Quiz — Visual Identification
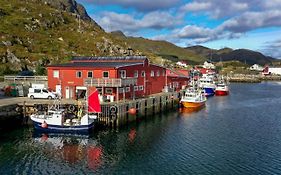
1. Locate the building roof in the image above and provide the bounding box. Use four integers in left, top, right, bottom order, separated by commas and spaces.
48, 62, 143, 68
72, 56, 147, 62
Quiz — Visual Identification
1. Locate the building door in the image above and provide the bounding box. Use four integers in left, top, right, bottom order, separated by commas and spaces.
146, 82, 152, 95
55, 85, 61, 97
65, 87, 70, 99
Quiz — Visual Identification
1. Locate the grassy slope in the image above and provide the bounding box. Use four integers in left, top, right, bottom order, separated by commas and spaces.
122, 37, 206, 64
0, 0, 133, 73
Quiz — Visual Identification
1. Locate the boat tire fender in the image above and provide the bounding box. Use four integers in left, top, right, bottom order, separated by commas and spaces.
110, 106, 117, 114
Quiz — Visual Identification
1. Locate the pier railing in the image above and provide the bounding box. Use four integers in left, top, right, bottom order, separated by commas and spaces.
84, 77, 137, 87
4, 76, 48, 83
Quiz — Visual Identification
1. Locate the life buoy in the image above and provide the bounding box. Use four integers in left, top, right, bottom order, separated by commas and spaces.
41, 121, 48, 128
68, 105, 75, 112
110, 106, 117, 114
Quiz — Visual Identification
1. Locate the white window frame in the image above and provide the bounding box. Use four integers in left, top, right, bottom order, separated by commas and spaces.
163, 70, 166, 76
53, 70, 59, 78
139, 85, 144, 91
134, 70, 138, 78
157, 70, 160, 77
76, 71, 82, 78
119, 70, 126, 78
87, 71, 93, 78
103, 71, 109, 78
151, 70, 155, 77
125, 87, 130, 92
134, 86, 139, 91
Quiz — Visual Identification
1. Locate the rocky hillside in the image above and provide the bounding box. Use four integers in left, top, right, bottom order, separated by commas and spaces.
185, 45, 275, 66
0, 0, 140, 75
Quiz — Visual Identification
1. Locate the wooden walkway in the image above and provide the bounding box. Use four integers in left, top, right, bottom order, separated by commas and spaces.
0, 91, 183, 128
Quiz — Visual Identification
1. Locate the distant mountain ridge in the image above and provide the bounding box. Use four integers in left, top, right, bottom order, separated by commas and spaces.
185, 45, 275, 66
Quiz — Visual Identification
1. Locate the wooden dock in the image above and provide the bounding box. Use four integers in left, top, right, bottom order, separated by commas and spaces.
0, 91, 183, 128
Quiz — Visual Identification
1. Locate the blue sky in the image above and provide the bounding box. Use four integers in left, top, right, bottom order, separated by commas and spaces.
77, 0, 281, 58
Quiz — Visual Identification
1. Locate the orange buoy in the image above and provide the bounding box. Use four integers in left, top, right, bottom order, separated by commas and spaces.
41, 121, 48, 128
128, 108, 136, 115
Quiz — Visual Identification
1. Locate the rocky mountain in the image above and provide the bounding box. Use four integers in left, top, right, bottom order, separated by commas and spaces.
0, 0, 140, 75
185, 45, 274, 66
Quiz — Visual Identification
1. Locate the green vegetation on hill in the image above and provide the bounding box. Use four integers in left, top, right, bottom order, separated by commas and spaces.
0, 0, 139, 75
111, 32, 206, 65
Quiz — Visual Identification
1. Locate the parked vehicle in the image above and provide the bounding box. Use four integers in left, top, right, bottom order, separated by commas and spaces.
28, 88, 56, 99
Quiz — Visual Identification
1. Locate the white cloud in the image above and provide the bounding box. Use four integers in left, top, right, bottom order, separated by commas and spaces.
181, 0, 249, 18
175, 25, 213, 39
261, 39, 281, 59
181, 2, 211, 11
93, 11, 181, 33
219, 10, 281, 33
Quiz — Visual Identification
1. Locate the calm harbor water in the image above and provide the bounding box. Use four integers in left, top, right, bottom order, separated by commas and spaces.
1, 82, 281, 174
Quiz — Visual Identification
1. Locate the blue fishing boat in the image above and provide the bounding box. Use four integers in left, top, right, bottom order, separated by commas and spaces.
199, 75, 216, 97
30, 88, 101, 134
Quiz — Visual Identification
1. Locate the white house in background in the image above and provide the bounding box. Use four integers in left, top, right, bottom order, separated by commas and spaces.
176, 61, 188, 68
249, 64, 263, 71
202, 61, 215, 69
262, 66, 281, 75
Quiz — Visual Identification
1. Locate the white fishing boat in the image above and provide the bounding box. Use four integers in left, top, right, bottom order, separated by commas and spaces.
215, 76, 230, 96
30, 87, 101, 134
199, 74, 216, 97
181, 80, 207, 109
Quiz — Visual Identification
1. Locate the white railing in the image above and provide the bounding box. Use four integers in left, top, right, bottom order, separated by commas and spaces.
84, 78, 137, 87
4, 76, 48, 82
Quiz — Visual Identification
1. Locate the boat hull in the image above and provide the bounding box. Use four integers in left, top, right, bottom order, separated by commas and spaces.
204, 87, 215, 97
181, 101, 205, 109
215, 90, 229, 96
32, 121, 94, 134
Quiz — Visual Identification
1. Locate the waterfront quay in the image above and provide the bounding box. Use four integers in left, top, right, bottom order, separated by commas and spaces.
0, 91, 182, 128
228, 74, 281, 83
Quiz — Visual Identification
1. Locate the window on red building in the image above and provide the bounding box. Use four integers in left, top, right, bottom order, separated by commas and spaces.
134, 86, 138, 91
119, 88, 124, 93
53, 70, 59, 78
157, 70, 160, 77
87, 71, 93, 78
151, 70, 155, 77
76, 71, 82, 78
134, 70, 138, 78
141, 71, 145, 77
139, 85, 144, 91
126, 87, 130, 92
119, 70, 126, 78
103, 71, 109, 78
163, 70, 165, 76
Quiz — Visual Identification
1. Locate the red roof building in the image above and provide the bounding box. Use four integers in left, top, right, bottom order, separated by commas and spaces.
47, 56, 188, 101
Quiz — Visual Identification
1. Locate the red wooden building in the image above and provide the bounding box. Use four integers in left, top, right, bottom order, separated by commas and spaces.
47, 56, 189, 101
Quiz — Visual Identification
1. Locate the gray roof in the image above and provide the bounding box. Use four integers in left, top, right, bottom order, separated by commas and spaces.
72, 56, 147, 62
48, 62, 143, 68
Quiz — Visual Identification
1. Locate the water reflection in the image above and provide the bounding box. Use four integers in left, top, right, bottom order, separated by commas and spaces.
33, 133, 103, 171
179, 106, 205, 114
